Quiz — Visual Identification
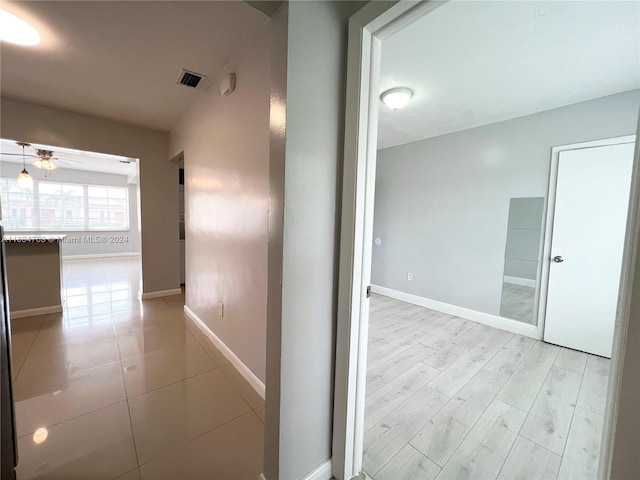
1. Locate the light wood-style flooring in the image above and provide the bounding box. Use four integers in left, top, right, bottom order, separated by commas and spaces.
500, 282, 536, 324
364, 294, 609, 480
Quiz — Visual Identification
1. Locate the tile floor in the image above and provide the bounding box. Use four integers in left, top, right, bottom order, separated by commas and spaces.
10, 257, 264, 480
364, 294, 609, 480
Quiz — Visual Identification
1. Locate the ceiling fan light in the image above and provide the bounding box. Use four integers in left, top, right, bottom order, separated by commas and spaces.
33, 158, 57, 170
17, 169, 33, 189
33, 149, 57, 170
0, 9, 40, 46
42, 159, 56, 170
381, 87, 413, 110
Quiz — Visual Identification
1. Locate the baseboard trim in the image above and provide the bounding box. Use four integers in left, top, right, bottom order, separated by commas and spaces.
302, 460, 333, 480
141, 288, 182, 300
63, 252, 140, 260
503, 276, 536, 288
11, 305, 63, 319
371, 285, 539, 339
183, 305, 265, 399
258, 460, 332, 480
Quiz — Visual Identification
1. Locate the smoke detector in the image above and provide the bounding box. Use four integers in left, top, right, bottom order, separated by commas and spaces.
220, 73, 236, 97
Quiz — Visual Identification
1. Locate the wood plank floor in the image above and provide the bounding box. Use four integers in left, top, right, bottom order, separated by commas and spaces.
364, 294, 609, 480
500, 283, 536, 324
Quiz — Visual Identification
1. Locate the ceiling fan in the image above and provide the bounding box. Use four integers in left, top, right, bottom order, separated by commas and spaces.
1, 142, 84, 171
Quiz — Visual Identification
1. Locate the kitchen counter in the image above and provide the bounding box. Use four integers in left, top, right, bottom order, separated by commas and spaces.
3, 234, 65, 318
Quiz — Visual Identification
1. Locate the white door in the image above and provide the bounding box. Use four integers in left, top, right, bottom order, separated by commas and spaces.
544, 141, 635, 357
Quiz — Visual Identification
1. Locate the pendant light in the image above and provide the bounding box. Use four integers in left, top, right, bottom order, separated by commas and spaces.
16, 142, 33, 189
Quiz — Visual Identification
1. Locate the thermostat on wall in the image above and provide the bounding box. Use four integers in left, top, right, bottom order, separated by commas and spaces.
220, 73, 236, 97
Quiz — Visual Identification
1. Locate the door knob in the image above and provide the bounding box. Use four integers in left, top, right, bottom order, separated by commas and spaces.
552, 255, 564, 263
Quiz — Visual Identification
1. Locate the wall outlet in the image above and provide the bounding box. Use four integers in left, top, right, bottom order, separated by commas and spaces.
218, 302, 224, 318
407, 272, 414, 281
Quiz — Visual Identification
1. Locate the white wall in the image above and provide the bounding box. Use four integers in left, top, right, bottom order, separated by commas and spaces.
0, 97, 178, 294
168, 21, 270, 383
371, 90, 640, 315
0, 161, 140, 257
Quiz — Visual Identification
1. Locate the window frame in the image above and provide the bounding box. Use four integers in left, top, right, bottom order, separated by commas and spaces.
1, 177, 130, 232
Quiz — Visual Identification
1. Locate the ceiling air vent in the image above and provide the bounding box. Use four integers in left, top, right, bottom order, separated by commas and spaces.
177, 69, 206, 89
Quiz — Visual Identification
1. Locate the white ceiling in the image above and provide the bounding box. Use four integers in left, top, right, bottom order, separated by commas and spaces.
0, 138, 138, 180
378, 0, 640, 150
0, 1, 267, 132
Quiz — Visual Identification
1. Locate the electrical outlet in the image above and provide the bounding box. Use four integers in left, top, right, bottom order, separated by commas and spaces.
407, 272, 414, 281
219, 302, 224, 317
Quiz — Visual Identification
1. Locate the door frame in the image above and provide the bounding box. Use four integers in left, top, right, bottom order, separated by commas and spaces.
537, 135, 637, 341
332, 0, 640, 477
332, 2, 449, 478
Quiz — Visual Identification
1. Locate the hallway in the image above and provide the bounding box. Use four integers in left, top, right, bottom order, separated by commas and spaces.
9, 257, 264, 480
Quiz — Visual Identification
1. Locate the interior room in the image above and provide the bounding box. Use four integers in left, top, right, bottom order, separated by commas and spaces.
0, 139, 142, 316
363, 2, 639, 479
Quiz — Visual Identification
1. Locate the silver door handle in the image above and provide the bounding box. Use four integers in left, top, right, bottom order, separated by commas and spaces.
552, 256, 564, 263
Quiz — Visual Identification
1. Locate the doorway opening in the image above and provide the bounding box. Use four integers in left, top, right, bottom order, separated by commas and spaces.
0, 137, 143, 338
333, 2, 640, 479
170, 151, 185, 289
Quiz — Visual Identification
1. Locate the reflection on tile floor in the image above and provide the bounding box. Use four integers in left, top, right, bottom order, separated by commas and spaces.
10, 257, 264, 480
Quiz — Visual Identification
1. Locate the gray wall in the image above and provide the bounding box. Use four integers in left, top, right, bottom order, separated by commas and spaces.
0, 97, 178, 294
372, 90, 640, 316
169, 21, 270, 383
608, 108, 640, 480
264, 1, 353, 479
264, 4, 286, 479
0, 161, 140, 256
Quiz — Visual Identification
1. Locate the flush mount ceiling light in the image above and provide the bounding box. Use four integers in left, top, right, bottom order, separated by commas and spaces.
380, 87, 413, 110
0, 9, 40, 46
32, 427, 48, 445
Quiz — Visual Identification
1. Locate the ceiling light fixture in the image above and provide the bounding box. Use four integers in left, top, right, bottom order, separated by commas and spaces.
16, 142, 33, 189
0, 9, 40, 46
32, 427, 48, 445
33, 150, 57, 171
380, 87, 413, 110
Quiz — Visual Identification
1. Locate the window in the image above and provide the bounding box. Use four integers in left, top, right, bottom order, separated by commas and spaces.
87, 185, 128, 229
0, 178, 129, 231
